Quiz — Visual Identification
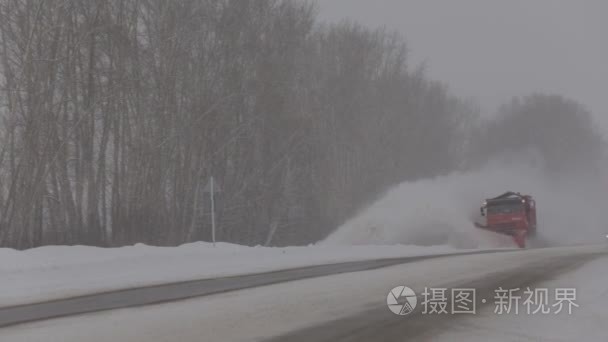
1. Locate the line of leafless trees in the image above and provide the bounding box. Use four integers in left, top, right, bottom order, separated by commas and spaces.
0, 0, 603, 249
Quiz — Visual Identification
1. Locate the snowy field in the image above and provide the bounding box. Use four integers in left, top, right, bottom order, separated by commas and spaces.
0, 241, 468, 307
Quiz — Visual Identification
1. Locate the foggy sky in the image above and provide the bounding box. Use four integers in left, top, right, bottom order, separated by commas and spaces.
319, 0, 608, 131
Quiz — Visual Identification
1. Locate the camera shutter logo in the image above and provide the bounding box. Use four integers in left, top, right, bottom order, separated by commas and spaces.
387, 286, 417, 315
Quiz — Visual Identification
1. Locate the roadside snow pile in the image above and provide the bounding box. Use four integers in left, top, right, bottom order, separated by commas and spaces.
0, 242, 457, 307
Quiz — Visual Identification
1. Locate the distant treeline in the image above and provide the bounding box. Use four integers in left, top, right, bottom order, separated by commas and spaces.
0, 0, 603, 249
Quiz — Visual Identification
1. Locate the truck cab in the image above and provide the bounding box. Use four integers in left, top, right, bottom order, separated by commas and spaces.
479, 192, 537, 247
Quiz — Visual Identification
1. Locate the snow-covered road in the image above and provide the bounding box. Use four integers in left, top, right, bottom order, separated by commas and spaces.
433, 252, 608, 341
1, 244, 605, 341
0, 242, 460, 307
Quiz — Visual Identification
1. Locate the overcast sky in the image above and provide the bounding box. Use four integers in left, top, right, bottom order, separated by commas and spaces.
319, 0, 608, 130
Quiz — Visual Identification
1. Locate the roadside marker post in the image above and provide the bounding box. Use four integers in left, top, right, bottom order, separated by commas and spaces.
203, 176, 222, 247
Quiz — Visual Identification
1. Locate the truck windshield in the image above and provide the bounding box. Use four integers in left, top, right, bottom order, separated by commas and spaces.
486, 202, 523, 214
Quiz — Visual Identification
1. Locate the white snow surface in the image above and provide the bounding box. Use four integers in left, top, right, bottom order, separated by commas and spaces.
0, 241, 464, 307
435, 252, 608, 341
0, 245, 603, 342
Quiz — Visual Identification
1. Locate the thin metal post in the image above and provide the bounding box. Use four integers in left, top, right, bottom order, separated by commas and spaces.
210, 176, 216, 247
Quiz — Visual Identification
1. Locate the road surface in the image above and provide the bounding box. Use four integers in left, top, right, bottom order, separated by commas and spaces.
0, 244, 605, 341
0, 249, 511, 328
268, 248, 604, 341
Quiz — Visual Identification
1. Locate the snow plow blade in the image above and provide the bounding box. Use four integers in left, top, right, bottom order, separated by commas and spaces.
473, 222, 527, 248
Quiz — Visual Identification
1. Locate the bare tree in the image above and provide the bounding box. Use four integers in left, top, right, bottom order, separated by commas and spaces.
2, 0, 558, 249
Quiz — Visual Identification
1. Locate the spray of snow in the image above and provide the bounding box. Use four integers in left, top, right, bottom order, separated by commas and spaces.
323, 154, 608, 248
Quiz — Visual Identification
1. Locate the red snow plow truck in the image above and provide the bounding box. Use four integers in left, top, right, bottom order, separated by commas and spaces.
475, 192, 537, 248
